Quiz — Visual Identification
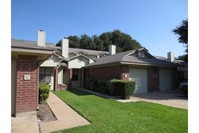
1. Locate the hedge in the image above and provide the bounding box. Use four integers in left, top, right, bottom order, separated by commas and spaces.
85, 79, 135, 99
39, 83, 50, 103
111, 79, 135, 99
98, 80, 113, 94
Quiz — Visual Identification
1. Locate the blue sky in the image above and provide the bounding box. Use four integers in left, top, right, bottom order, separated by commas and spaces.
12, 0, 187, 57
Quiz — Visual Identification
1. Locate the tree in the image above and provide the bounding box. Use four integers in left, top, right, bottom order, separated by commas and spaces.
99, 32, 112, 51
99, 29, 141, 52
55, 40, 62, 46
56, 29, 142, 53
173, 19, 188, 62
67, 36, 80, 48
56, 36, 80, 48
173, 20, 188, 53
92, 35, 103, 50
80, 34, 96, 49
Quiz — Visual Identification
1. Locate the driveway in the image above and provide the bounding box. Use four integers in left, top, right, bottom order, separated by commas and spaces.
131, 92, 188, 109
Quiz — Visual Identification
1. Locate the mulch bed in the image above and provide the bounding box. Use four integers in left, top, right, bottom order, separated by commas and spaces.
37, 103, 57, 122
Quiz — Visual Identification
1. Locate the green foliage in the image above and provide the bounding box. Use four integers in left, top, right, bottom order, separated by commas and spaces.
54, 89, 188, 133
85, 79, 134, 99
87, 79, 98, 91
56, 29, 142, 52
111, 79, 135, 99
92, 35, 104, 50
99, 31, 113, 51
173, 20, 188, 45
56, 36, 80, 48
181, 86, 188, 98
67, 36, 80, 48
80, 34, 96, 49
86, 79, 111, 94
173, 19, 188, 53
98, 80, 113, 94
178, 54, 188, 62
39, 83, 50, 103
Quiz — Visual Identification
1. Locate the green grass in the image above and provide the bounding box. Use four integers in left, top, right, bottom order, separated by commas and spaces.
53, 89, 188, 133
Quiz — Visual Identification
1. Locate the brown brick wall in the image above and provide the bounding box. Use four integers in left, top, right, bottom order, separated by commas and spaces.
121, 65, 129, 80
85, 65, 129, 80
16, 55, 39, 113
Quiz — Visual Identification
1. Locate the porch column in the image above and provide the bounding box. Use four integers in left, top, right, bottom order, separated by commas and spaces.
54, 67, 58, 90
68, 68, 73, 88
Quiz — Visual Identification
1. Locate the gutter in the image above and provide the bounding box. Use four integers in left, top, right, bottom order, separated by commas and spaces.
11, 47, 53, 54
120, 61, 178, 68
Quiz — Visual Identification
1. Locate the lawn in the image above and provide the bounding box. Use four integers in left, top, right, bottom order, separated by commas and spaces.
53, 89, 188, 133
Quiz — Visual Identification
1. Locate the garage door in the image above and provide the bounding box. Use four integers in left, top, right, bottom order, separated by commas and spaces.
159, 69, 172, 91
129, 68, 148, 93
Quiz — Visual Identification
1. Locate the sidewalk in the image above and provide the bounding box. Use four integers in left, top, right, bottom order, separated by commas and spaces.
40, 92, 90, 133
11, 112, 39, 133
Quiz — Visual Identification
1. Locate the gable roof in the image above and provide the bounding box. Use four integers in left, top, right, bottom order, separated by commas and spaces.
85, 47, 177, 67
12, 39, 54, 51
69, 48, 109, 56
67, 53, 95, 61
12, 39, 108, 56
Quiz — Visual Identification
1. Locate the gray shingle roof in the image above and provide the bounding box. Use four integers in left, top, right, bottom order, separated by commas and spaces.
85, 48, 177, 67
12, 39, 108, 55
69, 48, 109, 56
12, 39, 55, 51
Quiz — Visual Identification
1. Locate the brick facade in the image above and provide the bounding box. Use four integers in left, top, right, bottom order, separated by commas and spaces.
120, 65, 129, 80
53, 67, 58, 90
85, 65, 129, 81
16, 55, 39, 113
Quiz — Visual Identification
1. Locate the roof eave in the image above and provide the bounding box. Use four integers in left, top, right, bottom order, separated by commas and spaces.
84, 61, 120, 68
11, 47, 53, 55
120, 61, 177, 67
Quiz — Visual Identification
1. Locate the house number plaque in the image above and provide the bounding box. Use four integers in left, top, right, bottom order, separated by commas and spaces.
24, 75, 30, 80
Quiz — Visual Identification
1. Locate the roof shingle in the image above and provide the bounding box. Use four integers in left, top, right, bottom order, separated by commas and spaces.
85, 48, 177, 67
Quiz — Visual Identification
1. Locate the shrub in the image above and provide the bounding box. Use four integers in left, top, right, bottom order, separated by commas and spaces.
98, 80, 112, 94
182, 85, 188, 98
39, 83, 50, 103
85, 79, 135, 99
111, 79, 135, 99
85, 79, 96, 91
86, 79, 113, 94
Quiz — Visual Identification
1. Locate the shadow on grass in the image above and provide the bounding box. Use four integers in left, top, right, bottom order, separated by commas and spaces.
60, 88, 188, 102
68, 88, 124, 101
66, 88, 93, 96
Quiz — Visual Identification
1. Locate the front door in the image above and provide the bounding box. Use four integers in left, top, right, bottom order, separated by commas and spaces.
72, 69, 81, 88
148, 67, 159, 92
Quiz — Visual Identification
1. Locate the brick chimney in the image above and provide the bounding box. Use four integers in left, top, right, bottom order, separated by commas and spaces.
37, 30, 46, 47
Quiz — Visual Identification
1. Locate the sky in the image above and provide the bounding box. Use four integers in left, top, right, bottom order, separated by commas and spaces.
12, 0, 187, 57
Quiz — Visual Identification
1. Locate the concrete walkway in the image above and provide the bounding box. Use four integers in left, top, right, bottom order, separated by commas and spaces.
131, 92, 188, 109
39, 92, 90, 133
11, 112, 39, 133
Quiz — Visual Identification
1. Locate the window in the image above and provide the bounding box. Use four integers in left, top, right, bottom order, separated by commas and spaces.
39, 67, 52, 83
138, 51, 145, 58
